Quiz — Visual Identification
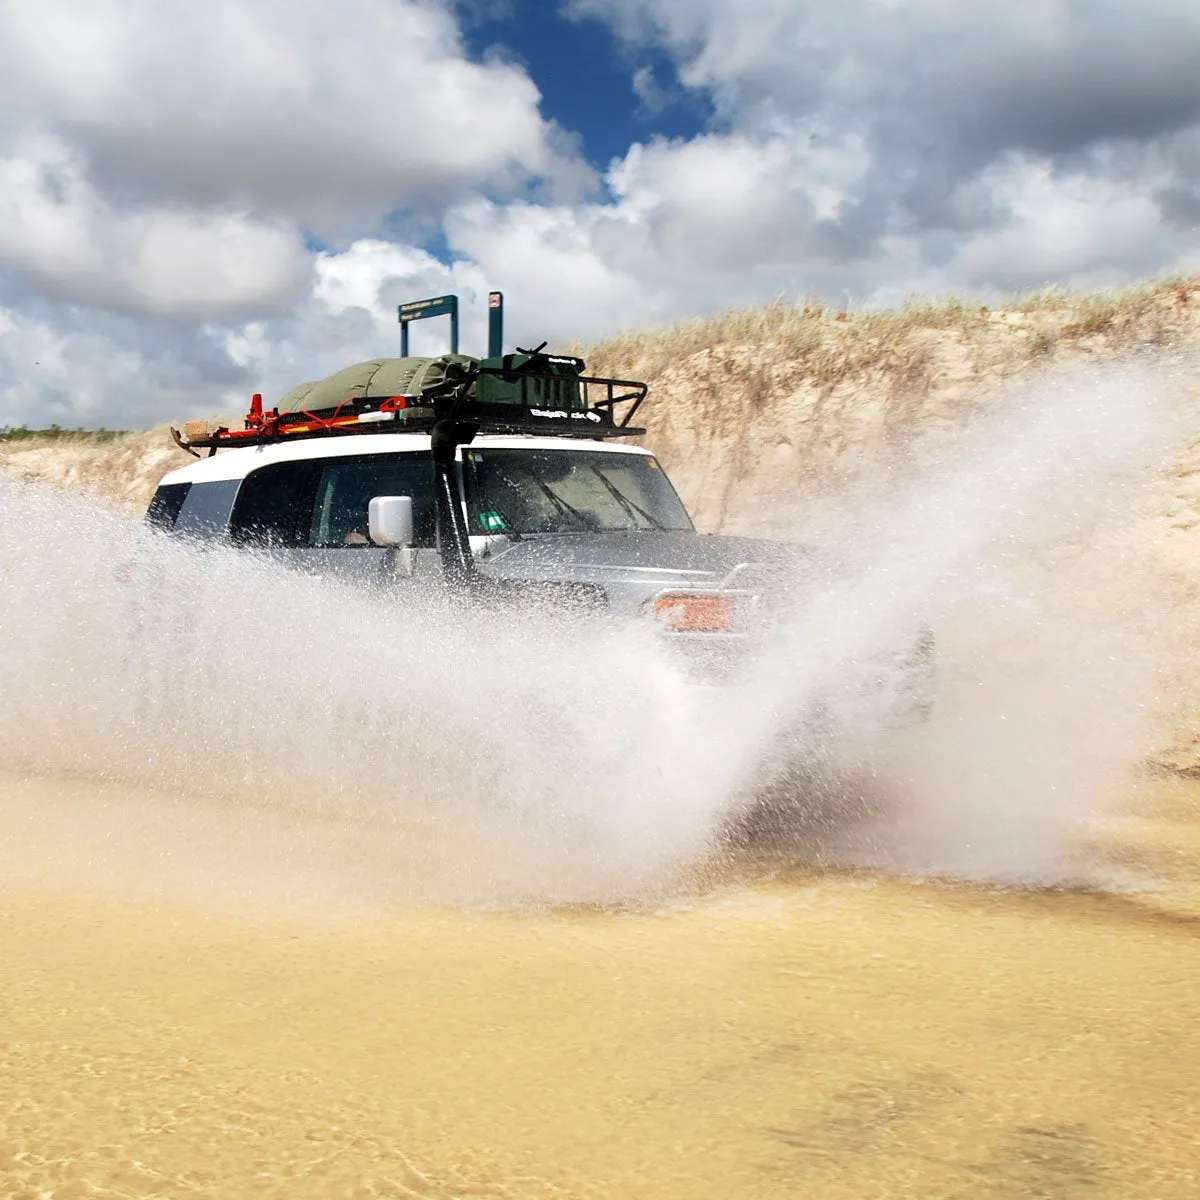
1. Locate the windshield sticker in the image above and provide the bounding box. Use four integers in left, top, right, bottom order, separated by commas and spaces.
480, 510, 508, 532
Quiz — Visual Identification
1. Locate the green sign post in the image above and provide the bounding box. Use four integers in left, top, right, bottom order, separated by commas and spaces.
398, 294, 459, 356
487, 291, 504, 357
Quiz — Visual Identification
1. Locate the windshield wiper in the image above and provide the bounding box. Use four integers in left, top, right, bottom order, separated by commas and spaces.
513, 466, 598, 531
588, 465, 665, 530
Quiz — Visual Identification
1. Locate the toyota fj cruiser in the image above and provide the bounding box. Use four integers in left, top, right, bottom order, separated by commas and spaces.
147, 309, 934, 719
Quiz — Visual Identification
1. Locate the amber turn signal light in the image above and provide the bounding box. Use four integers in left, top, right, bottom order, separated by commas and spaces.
652, 592, 736, 632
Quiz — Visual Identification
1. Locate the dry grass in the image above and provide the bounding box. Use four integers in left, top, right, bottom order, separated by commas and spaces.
0, 425, 197, 510
577, 276, 1200, 385
554, 275, 1200, 533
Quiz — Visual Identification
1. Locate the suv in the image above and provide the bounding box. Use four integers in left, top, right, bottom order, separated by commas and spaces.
147, 348, 934, 718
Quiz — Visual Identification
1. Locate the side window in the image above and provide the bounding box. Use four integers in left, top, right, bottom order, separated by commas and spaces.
172, 480, 240, 540
309, 455, 435, 547
145, 483, 191, 531
228, 454, 436, 549
229, 461, 321, 547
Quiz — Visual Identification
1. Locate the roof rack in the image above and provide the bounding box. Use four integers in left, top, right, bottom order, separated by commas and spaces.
172, 359, 649, 457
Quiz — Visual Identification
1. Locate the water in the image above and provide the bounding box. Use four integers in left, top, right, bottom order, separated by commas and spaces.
2, 363, 1200, 1197
0, 363, 1181, 901
2, 826, 1199, 1198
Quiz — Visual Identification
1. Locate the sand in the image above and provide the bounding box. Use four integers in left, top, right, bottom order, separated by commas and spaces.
2, 770, 1198, 1200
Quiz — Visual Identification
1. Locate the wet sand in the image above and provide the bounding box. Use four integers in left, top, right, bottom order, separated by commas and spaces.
2, 773, 1199, 1199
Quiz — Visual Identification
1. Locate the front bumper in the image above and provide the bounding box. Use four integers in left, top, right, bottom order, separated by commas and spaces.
658, 624, 937, 727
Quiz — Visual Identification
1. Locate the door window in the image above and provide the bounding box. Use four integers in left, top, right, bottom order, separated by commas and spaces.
229, 454, 435, 548
309, 456, 436, 547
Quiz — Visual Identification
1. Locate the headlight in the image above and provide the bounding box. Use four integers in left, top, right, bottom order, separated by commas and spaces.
648, 590, 740, 632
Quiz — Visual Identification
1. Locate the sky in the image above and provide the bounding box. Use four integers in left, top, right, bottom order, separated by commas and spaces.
1, 0, 1199, 428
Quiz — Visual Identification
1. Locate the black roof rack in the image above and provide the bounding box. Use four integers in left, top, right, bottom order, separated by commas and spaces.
173, 360, 649, 456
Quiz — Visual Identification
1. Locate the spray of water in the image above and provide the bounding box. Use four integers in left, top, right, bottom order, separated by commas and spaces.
0, 362, 1185, 903
719, 362, 1183, 884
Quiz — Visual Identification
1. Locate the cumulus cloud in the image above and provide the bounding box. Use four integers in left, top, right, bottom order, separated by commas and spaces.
0, 0, 587, 233
568, 0, 1200, 255
0, 303, 253, 429
0, 136, 312, 319
0, 238, 493, 428
3, 0, 1200, 429
569, 0, 1200, 149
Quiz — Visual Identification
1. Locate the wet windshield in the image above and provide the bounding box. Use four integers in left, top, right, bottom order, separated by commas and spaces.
464, 448, 693, 535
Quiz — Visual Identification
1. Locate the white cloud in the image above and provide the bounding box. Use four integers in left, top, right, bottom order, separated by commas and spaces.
946, 162, 1176, 294
445, 200, 660, 336
5, 0, 1200, 431
542, 0, 1200, 296
312, 241, 451, 317
570, 0, 1200, 147
0, 305, 240, 428
567, 0, 1200, 253
0, 136, 311, 318
0, 0, 587, 233
0, 0, 597, 426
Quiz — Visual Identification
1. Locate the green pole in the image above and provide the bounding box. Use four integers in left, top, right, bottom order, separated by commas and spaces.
487, 292, 504, 357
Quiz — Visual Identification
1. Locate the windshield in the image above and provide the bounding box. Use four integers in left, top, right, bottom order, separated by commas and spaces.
464, 448, 693, 535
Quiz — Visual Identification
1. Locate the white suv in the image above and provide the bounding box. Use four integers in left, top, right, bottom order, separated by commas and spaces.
147, 351, 934, 709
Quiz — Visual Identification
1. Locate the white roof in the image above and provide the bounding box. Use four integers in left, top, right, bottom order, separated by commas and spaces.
161, 432, 654, 486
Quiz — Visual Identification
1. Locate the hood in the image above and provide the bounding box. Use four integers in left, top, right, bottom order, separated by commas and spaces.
478, 531, 837, 592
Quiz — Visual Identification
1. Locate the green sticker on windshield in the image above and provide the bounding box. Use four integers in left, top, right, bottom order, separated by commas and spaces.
480, 510, 508, 532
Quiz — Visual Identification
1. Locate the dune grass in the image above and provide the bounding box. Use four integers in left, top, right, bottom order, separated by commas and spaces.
576, 275, 1200, 385
0, 425, 127, 443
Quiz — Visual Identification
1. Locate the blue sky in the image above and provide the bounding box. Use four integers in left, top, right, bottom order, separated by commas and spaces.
1, 0, 1199, 426
456, 0, 709, 173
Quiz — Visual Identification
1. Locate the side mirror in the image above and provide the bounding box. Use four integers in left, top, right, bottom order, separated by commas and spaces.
368, 496, 414, 547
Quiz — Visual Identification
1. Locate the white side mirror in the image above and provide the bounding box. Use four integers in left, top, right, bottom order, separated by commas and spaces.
368, 496, 414, 547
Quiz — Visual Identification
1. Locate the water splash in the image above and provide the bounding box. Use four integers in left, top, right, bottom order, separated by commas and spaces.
0, 362, 1184, 902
